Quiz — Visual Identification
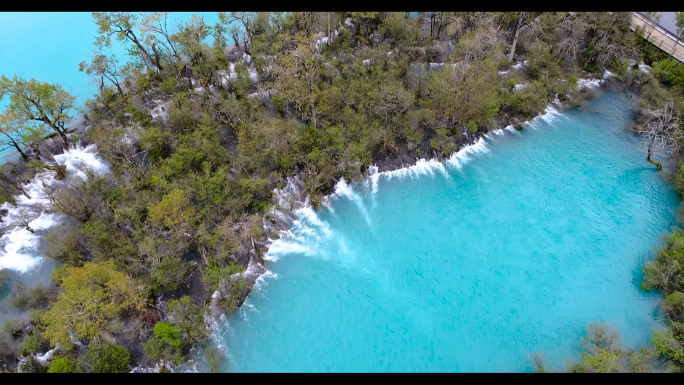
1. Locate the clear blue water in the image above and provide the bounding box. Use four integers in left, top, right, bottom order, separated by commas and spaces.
220, 92, 681, 372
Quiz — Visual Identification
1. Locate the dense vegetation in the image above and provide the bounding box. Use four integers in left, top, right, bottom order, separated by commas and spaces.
0, 11, 683, 372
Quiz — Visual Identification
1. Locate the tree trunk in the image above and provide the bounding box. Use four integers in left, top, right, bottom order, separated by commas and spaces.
126, 30, 163, 72
647, 141, 663, 170
12, 141, 28, 160
509, 23, 521, 63
3, 133, 28, 160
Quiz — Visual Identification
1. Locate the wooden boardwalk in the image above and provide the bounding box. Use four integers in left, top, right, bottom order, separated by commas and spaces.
631, 12, 684, 63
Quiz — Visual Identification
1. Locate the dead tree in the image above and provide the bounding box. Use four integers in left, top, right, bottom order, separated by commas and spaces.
636, 100, 683, 171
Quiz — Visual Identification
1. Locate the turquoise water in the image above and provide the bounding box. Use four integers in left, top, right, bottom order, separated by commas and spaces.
220, 92, 681, 372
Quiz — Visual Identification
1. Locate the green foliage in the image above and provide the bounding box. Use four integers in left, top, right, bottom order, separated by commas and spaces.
42, 261, 145, 347
0, 10, 659, 372
569, 348, 622, 373
0, 75, 75, 147
16, 334, 41, 356
652, 58, 684, 88
202, 262, 243, 292
676, 12, 684, 38
166, 296, 207, 345
652, 328, 684, 363
80, 343, 131, 373
203, 343, 226, 373
676, 162, 684, 196
47, 357, 81, 373
144, 322, 184, 365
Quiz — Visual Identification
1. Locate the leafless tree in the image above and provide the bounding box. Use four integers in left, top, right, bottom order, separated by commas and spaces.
636, 100, 683, 170
11, 207, 37, 233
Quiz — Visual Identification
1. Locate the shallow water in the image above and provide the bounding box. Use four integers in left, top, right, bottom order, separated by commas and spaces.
219, 92, 681, 372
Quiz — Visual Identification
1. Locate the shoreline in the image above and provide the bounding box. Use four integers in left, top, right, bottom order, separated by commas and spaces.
247, 75, 610, 302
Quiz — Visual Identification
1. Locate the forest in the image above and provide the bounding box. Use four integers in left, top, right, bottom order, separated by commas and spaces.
0, 12, 684, 372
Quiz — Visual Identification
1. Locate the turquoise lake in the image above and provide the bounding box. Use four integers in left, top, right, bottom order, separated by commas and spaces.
219, 92, 681, 372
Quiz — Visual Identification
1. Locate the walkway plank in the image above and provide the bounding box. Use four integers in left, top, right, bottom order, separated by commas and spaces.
631, 12, 684, 64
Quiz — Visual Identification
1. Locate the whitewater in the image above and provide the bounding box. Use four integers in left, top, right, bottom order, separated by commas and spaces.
219, 92, 680, 372
0, 144, 109, 272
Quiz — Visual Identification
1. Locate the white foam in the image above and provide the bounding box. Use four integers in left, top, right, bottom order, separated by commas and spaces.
446, 137, 489, 169
53, 144, 109, 181
264, 202, 337, 262
493, 129, 505, 136
367, 165, 380, 194
504, 125, 519, 134
330, 179, 372, 227
0, 144, 108, 272
638, 61, 651, 74
253, 270, 278, 292
512, 83, 528, 92
429, 62, 445, 71
315, 36, 329, 52
219, 65, 237, 86
378, 158, 448, 182
151, 100, 170, 123
512, 60, 527, 70
576, 78, 602, 90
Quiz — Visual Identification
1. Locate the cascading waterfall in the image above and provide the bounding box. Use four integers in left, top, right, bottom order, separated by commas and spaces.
0, 144, 109, 272
219, 93, 677, 372
263, 104, 566, 269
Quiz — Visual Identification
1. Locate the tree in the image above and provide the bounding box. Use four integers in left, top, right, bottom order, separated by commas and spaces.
368, 80, 414, 155
42, 261, 145, 347
79, 53, 124, 95
505, 12, 541, 63
676, 12, 684, 38
143, 322, 184, 365
272, 32, 321, 127
568, 322, 624, 373
636, 100, 683, 170
47, 357, 81, 373
147, 188, 196, 233
166, 296, 207, 345
427, 28, 501, 133
219, 12, 257, 52
554, 12, 589, 64
583, 12, 637, 70
139, 12, 183, 67
79, 343, 131, 373
9, 207, 37, 234
0, 106, 32, 159
0, 75, 75, 149
92, 12, 164, 72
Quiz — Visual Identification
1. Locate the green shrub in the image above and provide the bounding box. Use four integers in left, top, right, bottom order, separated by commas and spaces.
143, 322, 184, 365
16, 334, 41, 356
79, 343, 131, 373
47, 357, 81, 373
203, 343, 226, 373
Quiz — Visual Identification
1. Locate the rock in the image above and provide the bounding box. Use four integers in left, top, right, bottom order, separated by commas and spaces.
224, 45, 241, 62
371, 30, 381, 45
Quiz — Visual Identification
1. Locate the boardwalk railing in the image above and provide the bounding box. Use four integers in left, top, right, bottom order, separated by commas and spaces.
631, 12, 684, 63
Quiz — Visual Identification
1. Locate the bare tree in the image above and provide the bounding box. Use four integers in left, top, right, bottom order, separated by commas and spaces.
11, 207, 37, 234
555, 14, 588, 64
507, 12, 541, 63
636, 100, 683, 171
